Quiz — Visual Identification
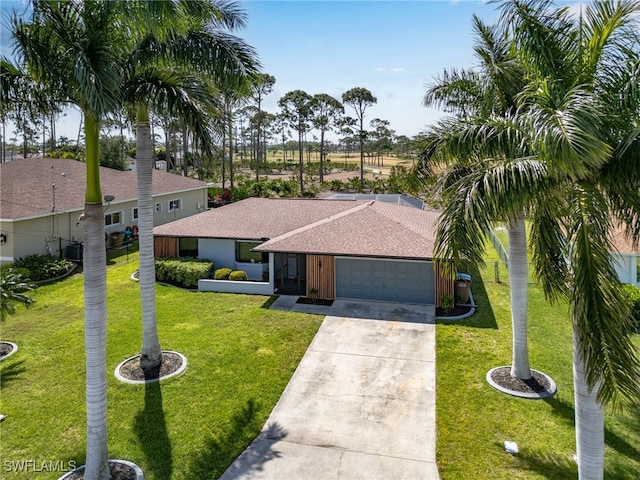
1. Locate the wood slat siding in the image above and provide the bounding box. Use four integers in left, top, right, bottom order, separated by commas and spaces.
435, 262, 455, 307
154, 236, 179, 258
306, 255, 335, 299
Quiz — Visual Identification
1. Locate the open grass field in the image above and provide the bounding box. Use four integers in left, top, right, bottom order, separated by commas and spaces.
436, 243, 640, 479
0, 252, 323, 480
263, 150, 415, 176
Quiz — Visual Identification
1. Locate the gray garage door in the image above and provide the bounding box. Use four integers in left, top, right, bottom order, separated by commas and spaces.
336, 258, 435, 304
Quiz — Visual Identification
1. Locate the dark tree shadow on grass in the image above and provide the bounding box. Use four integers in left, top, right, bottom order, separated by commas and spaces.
0, 359, 26, 387
261, 296, 279, 309
544, 395, 640, 464
438, 265, 498, 330
186, 399, 287, 479
132, 381, 172, 480
507, 446, 577, 479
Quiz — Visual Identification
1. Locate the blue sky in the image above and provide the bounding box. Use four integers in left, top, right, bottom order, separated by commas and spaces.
1, 0, 508, 142
241, 0, 502, 140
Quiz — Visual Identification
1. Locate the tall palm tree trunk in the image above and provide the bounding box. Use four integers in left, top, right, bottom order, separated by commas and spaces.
229, 115, 234, 189
573, 322, 604, 480
82, 113, 110, 480
508, 216, 531, 379
137, 105, 162, 370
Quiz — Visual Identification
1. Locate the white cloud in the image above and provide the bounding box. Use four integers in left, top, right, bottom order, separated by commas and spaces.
373, 67, 406, 73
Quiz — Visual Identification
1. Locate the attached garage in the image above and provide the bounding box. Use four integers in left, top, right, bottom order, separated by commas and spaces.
336, 257, 435, 304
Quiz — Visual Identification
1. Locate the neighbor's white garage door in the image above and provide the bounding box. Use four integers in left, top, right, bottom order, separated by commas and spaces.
335, 257, 435, 304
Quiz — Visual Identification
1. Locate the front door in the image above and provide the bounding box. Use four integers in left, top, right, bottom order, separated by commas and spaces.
275, 253, 306, 295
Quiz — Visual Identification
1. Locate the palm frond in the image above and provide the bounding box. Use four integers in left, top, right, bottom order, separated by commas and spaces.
568, 184, 640, 410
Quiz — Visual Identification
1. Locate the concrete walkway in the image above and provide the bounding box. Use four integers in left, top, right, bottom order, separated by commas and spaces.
219, 298, 439, 480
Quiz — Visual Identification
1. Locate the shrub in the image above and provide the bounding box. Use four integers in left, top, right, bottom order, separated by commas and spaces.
229, 270, 248, 281
440, 294, 455, 316
155, 257, 214, 288
0, 264, 30, 279
621, 284, 640, 333
214, 268, 232, 280
13, 254, 73, 282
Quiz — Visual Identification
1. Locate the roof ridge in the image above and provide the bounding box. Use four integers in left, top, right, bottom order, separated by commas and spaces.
257, 201, 374, 247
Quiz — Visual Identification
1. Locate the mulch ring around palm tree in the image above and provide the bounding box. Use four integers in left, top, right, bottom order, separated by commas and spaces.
0, 341, 17, 360
63, 461, 139, 480
116, 351, 185, 383
487, 366, 557, 399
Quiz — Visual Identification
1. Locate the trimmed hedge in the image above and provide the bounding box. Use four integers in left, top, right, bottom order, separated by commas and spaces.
12, 254, 73, 282
622, 284, 640, 333
155, 257, 214, 288
214, 268, 232, 280
229, 270, 249, 281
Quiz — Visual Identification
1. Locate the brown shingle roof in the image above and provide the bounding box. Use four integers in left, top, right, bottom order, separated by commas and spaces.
0, 158, 207, 220
610, 225, 639, 255
153, 197, 361, 239
154, 197, 440, 259
255, 201, 439, 259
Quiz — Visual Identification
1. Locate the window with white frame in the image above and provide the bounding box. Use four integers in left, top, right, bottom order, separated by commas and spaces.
132, 207, 139, 221
104, 211, 123, 226
155, 202, 162, 213
168, 198, 182, 212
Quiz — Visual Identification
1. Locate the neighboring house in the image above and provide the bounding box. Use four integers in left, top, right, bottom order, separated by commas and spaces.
611, 226, 639, 286
0, 158, 208, 264
153, 197, 453, 305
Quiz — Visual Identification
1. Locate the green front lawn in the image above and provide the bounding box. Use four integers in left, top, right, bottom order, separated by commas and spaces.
436, 246, 640, 479
0, 252, 322, 479
2, 248, 638, 479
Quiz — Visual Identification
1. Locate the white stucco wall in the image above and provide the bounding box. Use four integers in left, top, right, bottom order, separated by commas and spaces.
198, 238, 269, 282
612, 253, 638, 285
198, 278, 273, 295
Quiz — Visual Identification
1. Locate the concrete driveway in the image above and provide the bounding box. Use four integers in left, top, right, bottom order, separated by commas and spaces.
219, 298, 439, 480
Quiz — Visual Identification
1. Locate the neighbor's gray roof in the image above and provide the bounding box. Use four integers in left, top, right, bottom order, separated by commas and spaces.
154, 197, 440, 259
0, 158, 207, 220
327, 193, 424, 210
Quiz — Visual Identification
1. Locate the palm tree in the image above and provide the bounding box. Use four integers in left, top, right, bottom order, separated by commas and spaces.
424, 2, 640, 478
12, 1, 123, 478
499, 2, 640, 477
121, 0, 259, 370
421, 15, 537, 381
0, 269, 35, 321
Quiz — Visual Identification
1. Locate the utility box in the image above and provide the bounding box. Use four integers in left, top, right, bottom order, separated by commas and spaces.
65, 243, 83, 261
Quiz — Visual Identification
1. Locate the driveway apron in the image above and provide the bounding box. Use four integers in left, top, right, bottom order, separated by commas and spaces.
220, 300, 439, 479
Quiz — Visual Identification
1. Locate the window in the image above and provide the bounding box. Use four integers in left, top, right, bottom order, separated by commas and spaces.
636, 256, 640, 283
168, 198, 182, 212
104, 211, 123, 226
155, 202, 162, 213
235, 241, 263, 263
132, 207, 139, 221
179, 237, 198, 257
